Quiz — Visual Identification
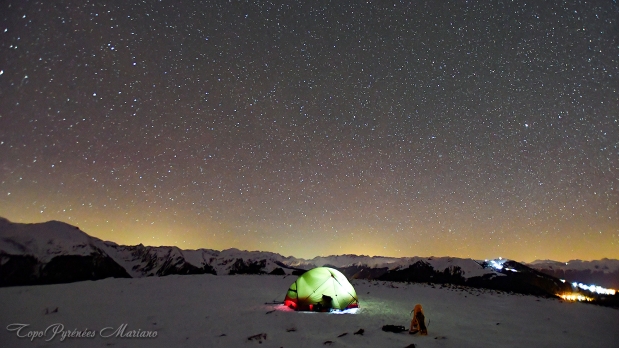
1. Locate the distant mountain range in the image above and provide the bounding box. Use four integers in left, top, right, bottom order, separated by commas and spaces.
528, 259, 619, 289
1, 217, 617, 305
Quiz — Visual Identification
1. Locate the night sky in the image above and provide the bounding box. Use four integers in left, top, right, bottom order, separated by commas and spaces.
1, 0, 618, 262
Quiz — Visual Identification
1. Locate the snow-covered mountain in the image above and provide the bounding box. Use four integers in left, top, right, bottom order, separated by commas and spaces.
530, 259, 619, 272
0, 218, 131, 286
0, 218, 482, 281
529, 259, 619, 289
0, 218, 100, 262
0, 218, 299, 285
1, 217, 615, 304
0, 218, 503, 284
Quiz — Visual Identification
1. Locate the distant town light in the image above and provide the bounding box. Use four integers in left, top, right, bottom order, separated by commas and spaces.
571, 282, 616, 295
558, 293, 593, 302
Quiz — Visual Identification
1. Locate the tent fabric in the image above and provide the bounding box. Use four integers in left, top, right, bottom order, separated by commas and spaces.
284, 267, 359, 311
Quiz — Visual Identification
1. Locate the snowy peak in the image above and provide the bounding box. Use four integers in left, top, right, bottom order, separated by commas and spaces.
0, 218, 102, 263
210, 248, 293, 275
0, 218, 304, 284
299, 255, 495, 279
300, 254, 403, 268
530, 259, 619, 273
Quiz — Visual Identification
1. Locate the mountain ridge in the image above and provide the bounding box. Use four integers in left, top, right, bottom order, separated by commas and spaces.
1, 218, 617, 298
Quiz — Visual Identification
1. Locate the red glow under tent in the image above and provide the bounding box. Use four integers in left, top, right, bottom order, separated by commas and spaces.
284, 267, 359, 311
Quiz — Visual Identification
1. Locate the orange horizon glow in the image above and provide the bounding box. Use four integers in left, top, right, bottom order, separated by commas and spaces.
2, 209, 616, 263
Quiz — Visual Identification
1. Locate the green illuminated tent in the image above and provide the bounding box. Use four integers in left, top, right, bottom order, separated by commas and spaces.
284, 267, 359, 311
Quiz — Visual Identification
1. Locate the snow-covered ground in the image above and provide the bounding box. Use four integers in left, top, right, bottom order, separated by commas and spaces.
1, 275, 617, 348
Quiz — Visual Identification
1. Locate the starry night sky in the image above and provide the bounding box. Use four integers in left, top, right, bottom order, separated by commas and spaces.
1, 0, 618, 261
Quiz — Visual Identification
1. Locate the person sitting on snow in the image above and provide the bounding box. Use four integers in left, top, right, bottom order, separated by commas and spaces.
409, 303, 428, 335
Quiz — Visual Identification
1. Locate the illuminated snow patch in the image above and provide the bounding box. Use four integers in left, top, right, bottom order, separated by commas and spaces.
329, 308, 360, 315
275, 305, 359, 314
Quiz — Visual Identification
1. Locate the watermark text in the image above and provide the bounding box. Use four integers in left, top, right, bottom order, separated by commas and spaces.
6, 323, 157, 342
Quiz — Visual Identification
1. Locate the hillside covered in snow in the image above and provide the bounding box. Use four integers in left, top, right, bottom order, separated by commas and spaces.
1, 274, 617, 348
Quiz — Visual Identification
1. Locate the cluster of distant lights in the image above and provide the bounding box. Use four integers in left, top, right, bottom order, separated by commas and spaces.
557, 283, 616, 303
485, 257, 518, 272
567, 281, 616, 296
558, 293, 593, 302
485, 257, 616, 302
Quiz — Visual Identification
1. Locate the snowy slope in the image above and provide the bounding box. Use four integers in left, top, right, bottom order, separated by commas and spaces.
0, 218, 100, 263
0, 274, 617, 348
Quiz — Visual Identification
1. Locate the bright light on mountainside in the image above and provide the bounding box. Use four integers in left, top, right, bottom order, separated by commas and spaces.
572, 282, 616, 296
557, 293, 593, 302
